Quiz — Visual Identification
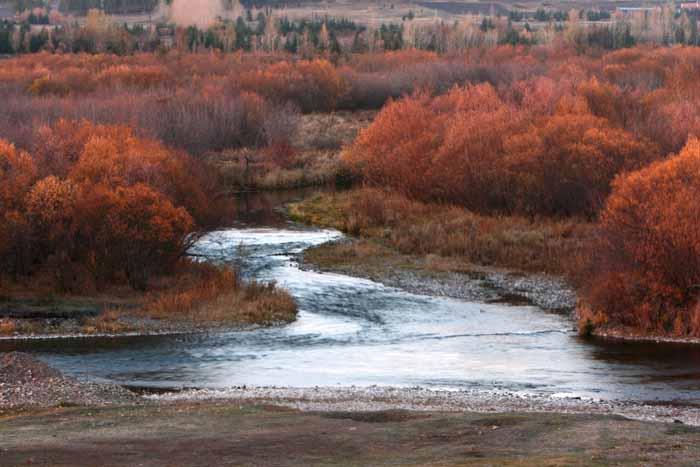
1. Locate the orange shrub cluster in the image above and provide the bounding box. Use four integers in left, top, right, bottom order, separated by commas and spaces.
347, 84, 658, 217
0, 120, 217, 291
578, 139, 700, 336
238, 59, 346, 113
4, 47, 698, 160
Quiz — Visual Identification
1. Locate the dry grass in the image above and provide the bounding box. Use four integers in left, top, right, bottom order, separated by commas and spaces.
141, 262, 297, 325
290, 188, 594, 275
0, 261, 298, 337
81, 308, 131, 335
292, 111, 376, 150
212, 148, 344, 191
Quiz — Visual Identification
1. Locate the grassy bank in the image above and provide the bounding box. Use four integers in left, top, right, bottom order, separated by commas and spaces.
290, 188, 593, 276
3, 401, 700, 466
0, 262, 297, 338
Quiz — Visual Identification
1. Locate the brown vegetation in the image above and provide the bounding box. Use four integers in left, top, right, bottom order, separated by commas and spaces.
0, 120, 212, 291
576, 139, 700, 337
346, 78, 664, 217
4, 45, 700, 338
291, 189, 592, 275
0, 119, 296, 332
143, 262, 297, 325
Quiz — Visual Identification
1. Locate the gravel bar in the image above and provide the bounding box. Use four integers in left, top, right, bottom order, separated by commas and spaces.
147, 385, 700, 426
0, 352, 137, 412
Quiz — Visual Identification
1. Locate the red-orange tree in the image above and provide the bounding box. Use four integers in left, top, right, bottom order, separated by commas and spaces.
581, 138, 700, 336
0, 121, 215, 291
346, 85, 524, 211
0, 141, 38, 276
503, 100, 658, 216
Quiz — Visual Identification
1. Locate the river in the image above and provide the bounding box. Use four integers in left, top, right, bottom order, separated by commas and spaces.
4, 189, 700, 405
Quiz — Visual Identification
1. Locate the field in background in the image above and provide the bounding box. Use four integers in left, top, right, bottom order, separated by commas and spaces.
0, 0, 672, 25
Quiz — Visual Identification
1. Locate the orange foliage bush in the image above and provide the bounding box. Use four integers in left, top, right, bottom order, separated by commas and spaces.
0, 140, 38, 209
348, 86, 658, 216
238, 59, 346, 113
503, 100, 658, 216
347, 85, 522, 210
0, 120, 218, 291
579, 138, 700, 336
96, 64, 171, 89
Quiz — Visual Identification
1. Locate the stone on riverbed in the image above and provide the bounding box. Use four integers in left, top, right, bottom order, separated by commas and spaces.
0, 352, 136, 412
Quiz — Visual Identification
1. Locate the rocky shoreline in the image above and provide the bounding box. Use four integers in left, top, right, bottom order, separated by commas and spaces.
148, 385, 700, 426
298, 239, 577, 315
1, 351, 697, 427
3, 352, 700, 428
0, 352, 137, 413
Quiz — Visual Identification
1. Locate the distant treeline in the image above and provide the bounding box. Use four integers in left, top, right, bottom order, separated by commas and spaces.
60, 0, 159, 15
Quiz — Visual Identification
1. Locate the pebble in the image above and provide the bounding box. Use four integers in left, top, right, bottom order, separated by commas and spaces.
146, 385, 700, 426
0, 352, 137, 411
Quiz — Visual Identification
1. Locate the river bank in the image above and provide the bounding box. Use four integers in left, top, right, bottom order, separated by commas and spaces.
3, 349, 700, 425
3, 353, 700, 466
289, 189, 700, 345
0, 353, 700, 466
298, 239, 577, 315
0, 259, 298, 340
4, 395, 700, 466
5, 350, 698, 427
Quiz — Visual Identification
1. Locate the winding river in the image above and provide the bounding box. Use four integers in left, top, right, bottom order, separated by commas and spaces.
4, 190, 700, 405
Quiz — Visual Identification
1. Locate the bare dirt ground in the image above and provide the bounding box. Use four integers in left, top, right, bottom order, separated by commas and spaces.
3, 401, 700, 466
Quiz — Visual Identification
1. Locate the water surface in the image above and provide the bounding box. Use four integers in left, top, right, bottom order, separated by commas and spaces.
4, 190, 700, 404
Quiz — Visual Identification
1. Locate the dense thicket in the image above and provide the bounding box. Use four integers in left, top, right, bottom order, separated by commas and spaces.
336, 46, 700, 337
346, 46, 700, 218
577, 140, 700, 336
4, 46, 700, 156
0, 120, 220, 291
3, 46, 700, 336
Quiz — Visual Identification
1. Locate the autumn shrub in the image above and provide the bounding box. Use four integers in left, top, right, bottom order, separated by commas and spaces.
0, 89, 279, 157
0, 142, 38, 276
6, 47, 700, 161
0, 120, 220, 291
348, 84, 660, 217
0, 319, 18, 335
28, 68, 99, 96
578, 139, 700, 336
502, 99, 659, 216
338, 61, 484, 110
238, 59, 346, 113
96, 64, 171, 89
345, 84, 520, 211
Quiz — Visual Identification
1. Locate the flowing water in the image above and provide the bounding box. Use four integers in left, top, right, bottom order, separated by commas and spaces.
4, 189, 700, 405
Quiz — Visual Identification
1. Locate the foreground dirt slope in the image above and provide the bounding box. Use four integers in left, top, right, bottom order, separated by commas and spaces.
2, 402, 700, 466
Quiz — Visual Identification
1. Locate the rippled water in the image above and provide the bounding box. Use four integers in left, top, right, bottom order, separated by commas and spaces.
5, 220, 700, 404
